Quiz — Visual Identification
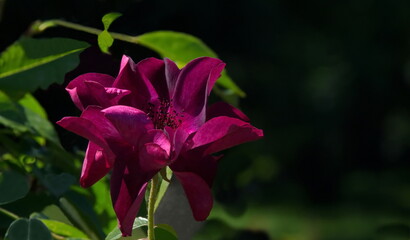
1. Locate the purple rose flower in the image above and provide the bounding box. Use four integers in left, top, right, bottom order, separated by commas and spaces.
57, 56, 263, 236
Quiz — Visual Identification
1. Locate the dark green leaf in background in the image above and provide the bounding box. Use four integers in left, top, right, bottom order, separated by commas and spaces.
0, 171, 29, 205
0, 37, 89, 96
59, 197, 104, 240
4, 218, 52, 240
41, 173, 76, 197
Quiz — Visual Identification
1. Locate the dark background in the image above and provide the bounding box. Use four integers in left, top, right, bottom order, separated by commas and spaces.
1, 0, 410, 239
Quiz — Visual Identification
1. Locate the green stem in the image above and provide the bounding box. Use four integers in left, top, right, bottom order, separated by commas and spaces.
0, 207, 19, 220
147, 174, 159, 240
33, 19, 139, 44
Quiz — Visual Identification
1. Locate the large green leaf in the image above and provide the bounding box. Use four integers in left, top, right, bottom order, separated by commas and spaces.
0, 90, 60, 145
4, 218, 52, 240
0, 171, 30, 205
105, 217, 147, 240
59, 197, 104, 240
0, 91, 29, 132
90, 178, 117, 234
137, 31, 245, 97
40, 219, 89, 239
0, 37, 89, 96
18, 93, 47, 119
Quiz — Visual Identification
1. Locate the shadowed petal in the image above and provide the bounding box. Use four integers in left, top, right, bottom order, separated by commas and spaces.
191, 116, 263, 155
84, 81, 130, 108
171, 154, 221, 187
66, 73, 115, 110
174, 171, 213, 221
57, 106, 121, 158
80, 106, 122, 144
102, 105, 154, 146
56, 116, 113, 158
139, 143, 169, 172
173, 57, 225, 129
138, 129, 171, 172
136, 58, 169, 99
171, 121, 193, 160
114, 56, 158, 109
140, 129, 171, 155
164, 58, 180, 97
206, 61, 226, 96
110, 157, 150, 236
80, 142, 113, 188
206, 102, 250, 122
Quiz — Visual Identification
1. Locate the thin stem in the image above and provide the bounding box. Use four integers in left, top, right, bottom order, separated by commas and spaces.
33, 19, 139, 44
0, 207, 19, 220
147, 174, 159, 240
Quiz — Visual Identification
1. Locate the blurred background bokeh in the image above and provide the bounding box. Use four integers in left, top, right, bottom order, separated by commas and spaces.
1, 0, 410, 239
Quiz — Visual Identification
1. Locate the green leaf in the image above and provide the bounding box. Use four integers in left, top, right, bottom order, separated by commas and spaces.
137, 31, 245, 97
22, 105, 60, 145
98, 31, 114, 54
155, 224, 178, 240
0, 90, 60, 145
90, 178, 117, 234
59, 197, 103, 240
101, 12, 122, 30
40, 219, 89, 239
0, 171, 30, 205
18, 93, 47, 119
41, 173, 76, 197
0, 37, 89, 96
41, 204, 73, 226
105, 217, 147, 240
98, 12, 122, 54
4, 218, 52, 240
154, 167, 172, 211
0, 91, 29, 132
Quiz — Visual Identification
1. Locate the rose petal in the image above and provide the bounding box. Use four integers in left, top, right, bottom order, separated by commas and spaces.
66, 73, 115, 110
139, 143, 169, 172
173, 57, 225, 129
191, 116, 263, 155
110, 157, 151, 236
109, 138, 165, 236
138, 129, 171, 172
171, 154, 220, 187
206, 102, 250, 122
102, 105, 154, 146
140, 129, 171, 155
84, 81, 130, 108
174, 171, 213, 221
56, 116, 114, 158
114, 55, 159, 109
136, 58, 169, 99
80, 142, 113, 188
80, 106, 122, 144
164, 58, 180, 97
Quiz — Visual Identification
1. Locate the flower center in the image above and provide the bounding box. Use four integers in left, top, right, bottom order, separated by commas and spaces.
145, 99, 182, 129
